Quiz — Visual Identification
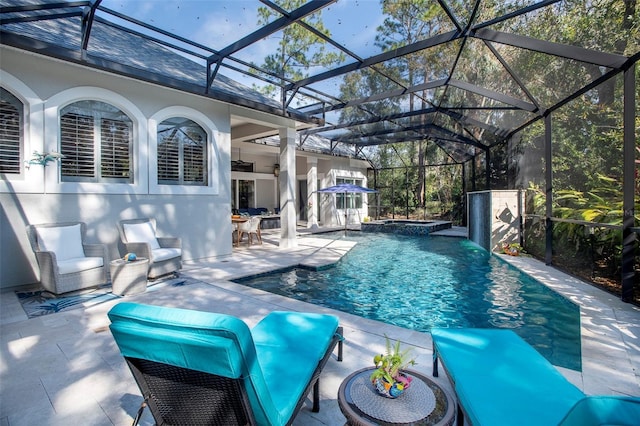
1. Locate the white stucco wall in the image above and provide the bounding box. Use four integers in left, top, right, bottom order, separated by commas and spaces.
490, 190, 521, 252
467, 190, 521, 253
317, 157, 371, 227
0, 47, 371, 289
1, 47, 233, 288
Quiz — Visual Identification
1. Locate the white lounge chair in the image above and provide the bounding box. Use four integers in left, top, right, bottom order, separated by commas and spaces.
26, 222, 108, 294
118, 218, 182, 279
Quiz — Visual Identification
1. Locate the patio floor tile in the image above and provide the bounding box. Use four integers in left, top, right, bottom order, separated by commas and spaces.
1, 230, 639, 425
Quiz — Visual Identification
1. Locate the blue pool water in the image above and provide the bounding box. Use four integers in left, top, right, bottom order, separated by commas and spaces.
234, 232, 581, 370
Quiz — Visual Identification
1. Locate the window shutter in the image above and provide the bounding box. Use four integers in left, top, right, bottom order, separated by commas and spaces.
158, 135, 180, 182
101, 118, 131, 179
183, 141, 205, 184
157, 118, 207, 186
0, 98, 21, 174
61, 112, 95, 178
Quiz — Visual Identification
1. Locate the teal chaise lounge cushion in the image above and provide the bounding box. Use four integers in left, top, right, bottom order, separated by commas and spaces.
431, 328, 640, 426
108, 302, 343, 425
558, 395, 640, 425
251, 311, 342, 421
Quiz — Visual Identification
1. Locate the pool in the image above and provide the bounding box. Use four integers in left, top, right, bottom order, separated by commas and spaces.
233, 231, 582, 371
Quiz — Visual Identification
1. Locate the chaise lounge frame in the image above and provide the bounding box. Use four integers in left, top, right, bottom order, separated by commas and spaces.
109, 302, 344, 426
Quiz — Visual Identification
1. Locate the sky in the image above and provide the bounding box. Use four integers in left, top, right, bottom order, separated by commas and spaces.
98, 0, 386, 93
100, 0, 385, 59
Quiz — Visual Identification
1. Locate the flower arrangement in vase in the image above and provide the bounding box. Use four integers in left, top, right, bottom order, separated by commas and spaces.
370, 336, 417, 398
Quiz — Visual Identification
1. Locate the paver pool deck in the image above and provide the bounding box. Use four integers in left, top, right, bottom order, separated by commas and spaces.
1, 227, 638, 425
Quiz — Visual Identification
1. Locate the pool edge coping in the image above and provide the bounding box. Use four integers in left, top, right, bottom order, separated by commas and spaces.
496, 253, 640, 396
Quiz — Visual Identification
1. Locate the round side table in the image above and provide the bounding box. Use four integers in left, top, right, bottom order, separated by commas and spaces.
338, 367, 455, 426
110, 258, 149, 296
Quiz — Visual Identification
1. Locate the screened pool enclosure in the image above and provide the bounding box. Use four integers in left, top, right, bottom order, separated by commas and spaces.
1, 0, 638, 302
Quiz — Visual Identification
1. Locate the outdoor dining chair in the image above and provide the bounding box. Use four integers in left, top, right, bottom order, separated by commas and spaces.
237, 216, 262, 246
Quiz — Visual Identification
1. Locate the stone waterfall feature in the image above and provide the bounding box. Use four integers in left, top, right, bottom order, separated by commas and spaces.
468, 190, 521, 252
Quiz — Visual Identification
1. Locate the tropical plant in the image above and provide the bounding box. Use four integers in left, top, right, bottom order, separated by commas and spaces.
525, 172, 640, 287
370, 335, 416, 386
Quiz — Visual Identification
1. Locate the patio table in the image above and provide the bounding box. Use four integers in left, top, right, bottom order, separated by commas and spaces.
110, 258, 149, 296
338, 367, 455, 425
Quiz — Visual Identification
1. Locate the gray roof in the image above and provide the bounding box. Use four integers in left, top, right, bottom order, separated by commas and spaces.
254, 133, 365, 159
1, 1, 283, 109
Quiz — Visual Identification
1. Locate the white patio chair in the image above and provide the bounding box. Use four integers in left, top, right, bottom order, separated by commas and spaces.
237, 216, 262, 246
26, 222, 108, 295
118, 218, 182, 279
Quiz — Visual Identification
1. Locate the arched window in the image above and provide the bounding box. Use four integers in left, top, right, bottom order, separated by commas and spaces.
157, 117, 207, 186
60, 100, 133, 183
0, 88, 23, 175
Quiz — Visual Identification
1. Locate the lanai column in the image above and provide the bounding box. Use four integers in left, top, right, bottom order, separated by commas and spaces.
621, 63, 636, 302
307, 157, 318, 228
279, 127, 297, 248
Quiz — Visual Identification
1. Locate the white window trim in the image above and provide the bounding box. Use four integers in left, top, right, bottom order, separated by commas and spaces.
0, 71, 45, 194
149, 106, 219, 195
44, 87, 147, 194
328, 170, 367, 187
330, 170, 369, 212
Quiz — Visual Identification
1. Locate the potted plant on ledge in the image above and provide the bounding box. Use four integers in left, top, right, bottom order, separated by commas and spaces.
501, 242, 523, 256
370, 336, 417, 398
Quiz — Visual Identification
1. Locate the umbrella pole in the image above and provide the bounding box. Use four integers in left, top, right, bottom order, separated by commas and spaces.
344, 191, 347, 236
344, 211, 347, 236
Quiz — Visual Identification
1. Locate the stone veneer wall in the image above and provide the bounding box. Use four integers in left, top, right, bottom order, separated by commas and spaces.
468, 190, 521, 252
361, 220, 451, 236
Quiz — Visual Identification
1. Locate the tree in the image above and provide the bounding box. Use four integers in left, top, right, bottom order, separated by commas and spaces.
374, 0, 451, 207
251, 0, 344, 104
509, 0, 638, 198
